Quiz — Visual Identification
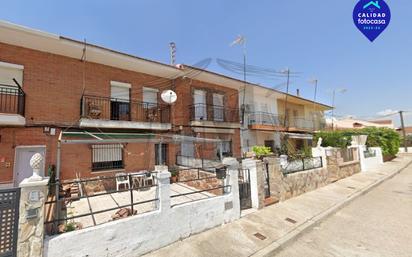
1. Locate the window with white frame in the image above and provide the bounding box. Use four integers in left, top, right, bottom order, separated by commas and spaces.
91, 144, 124, 171
110, 81, 131, 120
143, 87, 158, 104
0, 61, 23, 87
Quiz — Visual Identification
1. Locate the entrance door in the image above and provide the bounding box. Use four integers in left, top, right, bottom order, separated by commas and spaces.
14, 146, 46, 186
155, 144, 168, 165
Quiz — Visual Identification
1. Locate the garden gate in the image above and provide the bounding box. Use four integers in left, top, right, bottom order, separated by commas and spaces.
238, 169, 251, 210
0, 188, 20, 257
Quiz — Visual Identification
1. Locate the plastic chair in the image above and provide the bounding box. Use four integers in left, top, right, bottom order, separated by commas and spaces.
116, 173, 130, 191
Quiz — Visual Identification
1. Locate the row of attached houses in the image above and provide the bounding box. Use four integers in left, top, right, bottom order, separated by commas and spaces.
0, 21, 332, 188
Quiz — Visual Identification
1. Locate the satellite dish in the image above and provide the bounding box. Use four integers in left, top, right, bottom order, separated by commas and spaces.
161, 90, 177, 104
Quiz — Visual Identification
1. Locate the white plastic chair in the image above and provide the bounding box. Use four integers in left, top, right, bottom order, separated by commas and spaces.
116, 173, 130, 191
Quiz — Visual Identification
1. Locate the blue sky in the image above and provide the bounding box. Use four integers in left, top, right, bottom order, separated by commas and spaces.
1, 0, 411, 125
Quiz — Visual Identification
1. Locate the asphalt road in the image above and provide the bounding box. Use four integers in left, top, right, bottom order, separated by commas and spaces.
275, 163, 412, 257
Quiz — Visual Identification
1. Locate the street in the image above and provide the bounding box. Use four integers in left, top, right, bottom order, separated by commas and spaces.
275, 163, 412, 257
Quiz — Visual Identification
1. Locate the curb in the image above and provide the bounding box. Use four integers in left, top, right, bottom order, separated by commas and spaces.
251, 158, 412, 257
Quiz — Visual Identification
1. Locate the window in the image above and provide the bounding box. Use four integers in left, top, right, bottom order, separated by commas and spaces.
0, 61, 23, 86
92, 144, 124, 171
221, 140, 232, 158
155, 144, 168, 165
213, 93, 224, 121
193, 90, 207, 120
143, 87, 158, 104
110, 81, 131, 121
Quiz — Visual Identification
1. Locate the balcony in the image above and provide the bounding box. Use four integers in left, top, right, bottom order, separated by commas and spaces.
248, 112, 284, 131
0, 84, 25, 126
248, 112, 325, 132
80, 95, 171, 130
189, 104, 240, 129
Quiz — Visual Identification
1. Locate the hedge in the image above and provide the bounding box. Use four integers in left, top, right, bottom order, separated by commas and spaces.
314, 127, 400, 157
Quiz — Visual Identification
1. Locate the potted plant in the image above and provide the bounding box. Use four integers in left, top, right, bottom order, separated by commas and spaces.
170, 169, 179, 183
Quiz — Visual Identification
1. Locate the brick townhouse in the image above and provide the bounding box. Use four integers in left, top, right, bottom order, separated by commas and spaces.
0, 21, 242, 187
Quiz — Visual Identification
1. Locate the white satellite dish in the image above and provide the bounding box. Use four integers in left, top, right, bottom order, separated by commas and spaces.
161, 90, 177, 104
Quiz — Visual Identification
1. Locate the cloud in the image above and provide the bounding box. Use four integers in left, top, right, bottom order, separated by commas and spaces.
377, 109, 399, 116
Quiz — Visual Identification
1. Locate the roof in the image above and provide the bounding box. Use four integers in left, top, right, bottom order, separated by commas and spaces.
332, 118, 395, 129
0, 20, 332, 110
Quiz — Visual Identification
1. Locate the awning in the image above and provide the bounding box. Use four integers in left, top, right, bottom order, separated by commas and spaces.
284, 132, 313, 140
60, 131, 223, 144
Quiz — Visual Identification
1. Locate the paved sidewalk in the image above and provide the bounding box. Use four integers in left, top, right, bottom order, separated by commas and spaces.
143, 155, 412, 257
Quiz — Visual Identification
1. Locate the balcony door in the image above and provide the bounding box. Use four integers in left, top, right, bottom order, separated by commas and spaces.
213, 93, 224, 121
193, 90, 207, 120
110, 82, 131, 121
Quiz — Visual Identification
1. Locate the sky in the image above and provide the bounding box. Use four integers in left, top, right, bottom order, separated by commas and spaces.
1, 0, 411, 126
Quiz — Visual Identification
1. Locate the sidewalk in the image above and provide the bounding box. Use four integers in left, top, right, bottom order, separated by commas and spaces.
144, 154, 412, 257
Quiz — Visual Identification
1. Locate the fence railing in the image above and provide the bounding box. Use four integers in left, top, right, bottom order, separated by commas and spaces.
81, 95, 170, 123
364, 148, 377, 158
340, 148, 355, 162
189, 103, 240, 123
44, 172, 159, 235
169, 167, 230, 207
0, 84, 25, 115
247, 112, 325, 131
281, 156, 323, 175
248, 112, 284, 127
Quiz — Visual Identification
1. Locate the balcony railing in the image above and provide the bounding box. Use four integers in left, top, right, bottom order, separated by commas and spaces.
190, 103, 240, 123
248, 112, 284, 127
247, 112, 325, 131
81, 95, 170, 123
0, 84, 25, 116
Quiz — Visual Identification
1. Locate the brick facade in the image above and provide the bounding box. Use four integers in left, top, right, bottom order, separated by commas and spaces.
0, 42, 241, 183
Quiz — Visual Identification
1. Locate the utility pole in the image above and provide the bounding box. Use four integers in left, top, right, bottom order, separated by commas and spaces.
399, 111, 408, 152
283, 68, 291, 128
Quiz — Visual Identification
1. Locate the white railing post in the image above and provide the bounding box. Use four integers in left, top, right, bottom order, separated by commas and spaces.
222, 158, 240, 222
242, 158, 265, 209
155, 166, 171, 212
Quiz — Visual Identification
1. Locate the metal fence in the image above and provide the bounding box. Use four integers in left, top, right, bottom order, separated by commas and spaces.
340, 148, 355, 162
0, 84, 25, 116
44, 173, 159, 235
281, 156, 323, 175
189, 103, 240, 123
364, 148, 377, 158
81, 95, 170, 123
169, 167, 230, 207
0, 188, 20, 257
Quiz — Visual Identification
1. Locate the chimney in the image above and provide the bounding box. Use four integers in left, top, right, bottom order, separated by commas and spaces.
296, 89, 300, 97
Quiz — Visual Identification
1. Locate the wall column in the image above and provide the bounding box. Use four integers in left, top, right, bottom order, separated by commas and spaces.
17, 178, 49, 257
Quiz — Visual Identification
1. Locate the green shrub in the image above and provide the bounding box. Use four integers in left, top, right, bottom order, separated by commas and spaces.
314, 131, 352, 148
252, 146, 273, 158
315, 128, 400, 157
361, 127, 400, 156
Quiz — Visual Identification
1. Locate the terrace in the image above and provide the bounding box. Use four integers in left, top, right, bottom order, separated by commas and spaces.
79, 95, 171, 130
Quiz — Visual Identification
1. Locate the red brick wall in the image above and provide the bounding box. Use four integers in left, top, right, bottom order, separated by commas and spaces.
0, 42, 241, 182
0, 127, 58, 183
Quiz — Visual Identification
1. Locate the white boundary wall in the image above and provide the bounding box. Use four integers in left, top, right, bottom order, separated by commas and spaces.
358, 146, 383, 172
44, 158, 240, 257
399, 147, 412, 153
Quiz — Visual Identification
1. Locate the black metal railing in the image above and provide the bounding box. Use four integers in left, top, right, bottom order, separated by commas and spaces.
169, 167, 230, 207
0, 84, 25, 115
44, 173, 159, 235
189, 103, 240, 123
281, 156, 323, 175
81, 95, 170, 123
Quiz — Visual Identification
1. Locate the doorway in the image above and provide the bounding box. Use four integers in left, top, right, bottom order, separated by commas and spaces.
14, 146, 46, 186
